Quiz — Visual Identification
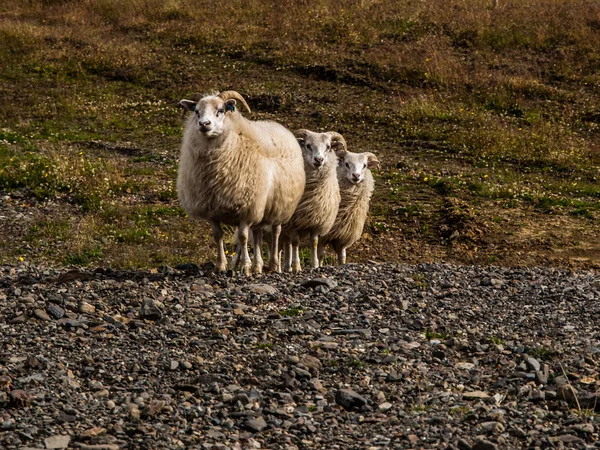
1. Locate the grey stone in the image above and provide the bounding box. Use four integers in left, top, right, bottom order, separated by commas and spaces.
335, 389, 368, 410
245, 416, 267, 432
525, 356, 540, 372
140, 298, 162, 321
471, 439, 497, 450
243, 284, 278, 295
44, 435, 71, 449
33, 309, 50, 321
46, 303, 65, 319
301, 278, 338, 290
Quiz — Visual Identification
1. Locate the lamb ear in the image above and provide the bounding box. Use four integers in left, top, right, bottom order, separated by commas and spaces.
178, 99, 197, 112
296, 137, 305, 147
365, 152, 380, 168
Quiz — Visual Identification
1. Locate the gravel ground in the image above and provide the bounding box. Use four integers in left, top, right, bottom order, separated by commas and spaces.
1, 262, 600, 450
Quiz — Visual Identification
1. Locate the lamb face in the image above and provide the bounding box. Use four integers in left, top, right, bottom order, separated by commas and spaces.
337, 150, 380, 184
296, 130, 346, 170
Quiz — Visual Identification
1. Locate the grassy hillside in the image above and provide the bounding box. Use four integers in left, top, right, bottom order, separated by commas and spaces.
1, 0, 600, 269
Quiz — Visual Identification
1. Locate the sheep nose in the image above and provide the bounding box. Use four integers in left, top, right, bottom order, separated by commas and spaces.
352, 172, 361, 180
199, 120, 211, 127
314, 157, 324, 166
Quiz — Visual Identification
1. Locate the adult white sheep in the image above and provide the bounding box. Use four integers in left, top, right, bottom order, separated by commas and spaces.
177, 90, 305, 275
318, 149, 380, 265
280, 129, 344, 272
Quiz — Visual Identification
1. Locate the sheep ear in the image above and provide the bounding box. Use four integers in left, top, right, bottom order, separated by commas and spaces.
178, 100, 197, 112
366, 152, 380, 168
225, 99, 237, 112
296, 137, 305, 148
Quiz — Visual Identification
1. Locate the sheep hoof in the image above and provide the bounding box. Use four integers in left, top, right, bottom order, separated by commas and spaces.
292, 263, 301, 273
253, 265, 263, 275
242, 265, 252, 276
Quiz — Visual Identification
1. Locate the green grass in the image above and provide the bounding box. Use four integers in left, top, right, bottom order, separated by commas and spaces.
425, 330, 448, 340
279, 308, 303, 317
256, 342, 273, 350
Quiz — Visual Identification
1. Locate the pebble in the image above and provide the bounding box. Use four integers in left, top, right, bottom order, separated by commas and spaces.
463, 391, 490, 400
471, 439, 498, 450
245, 416, 267, 432
243, 284, 278, 295
140, 298, 163, 321
335, 389, 368, 410
378, 402, 393, 412
33, 309, 50, 321
1, 263, 599, 449
44, 435, 71, 449
301, 278, 338, 290
46, 303, 65, 319
79, 302, 96, 314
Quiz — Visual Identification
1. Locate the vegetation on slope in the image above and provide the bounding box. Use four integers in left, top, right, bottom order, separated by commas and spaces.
1, 0, 599, 268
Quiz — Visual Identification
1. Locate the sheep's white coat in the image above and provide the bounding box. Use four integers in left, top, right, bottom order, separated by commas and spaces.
319, 150, 379, 265
280, 130, 343, 272
177, 91, 305, 274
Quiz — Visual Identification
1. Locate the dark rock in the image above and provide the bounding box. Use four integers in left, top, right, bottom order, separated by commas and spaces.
471, 439, 498, 450
244, 416, 267, 432
243, 284, 278, 295
33, 309, 50, 321
335, 389, 368, 410
301, 278, 338, 290
140, 298, 162, 321
46, 303, 65, 319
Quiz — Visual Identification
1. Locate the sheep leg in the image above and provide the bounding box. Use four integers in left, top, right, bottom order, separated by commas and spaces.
282, 237, 292, 273
252, 228, 264, 274
269, 224, 282, 273
237, 222, 252, 276
336, 245, 347, 265
231, 248, 240, 270
210, 220, 227, 272
289, 230, 301, 273
309, 232, 320, 269
317, 241, 326, 266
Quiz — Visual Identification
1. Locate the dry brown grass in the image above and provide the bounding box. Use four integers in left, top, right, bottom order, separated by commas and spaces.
1, 0, 600, 268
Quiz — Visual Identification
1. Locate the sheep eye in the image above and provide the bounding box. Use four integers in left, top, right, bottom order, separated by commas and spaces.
306, 144, 312, 151
217, 109, 225, 115
326, 146, 331, 151
363, 163, 367, 169
345, 163, 350, 168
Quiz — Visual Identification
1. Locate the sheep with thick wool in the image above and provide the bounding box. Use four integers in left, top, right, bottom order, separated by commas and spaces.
177, 90, 305, 275
318, 149, 380, 265
280, 129, 344, 272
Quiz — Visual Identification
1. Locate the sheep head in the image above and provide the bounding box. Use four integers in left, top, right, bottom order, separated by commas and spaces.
295, 129, 346, 170
178, 90, 251, 138
337, 150, 380, 184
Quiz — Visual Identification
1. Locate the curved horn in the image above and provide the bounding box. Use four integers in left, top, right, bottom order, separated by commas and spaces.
327, 131, 347, 151
218, 90, 251, 113
293, 129, 311, 139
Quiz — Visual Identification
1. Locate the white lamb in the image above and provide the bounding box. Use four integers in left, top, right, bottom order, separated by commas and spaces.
177, 90, 305, 275
280, 129, 344, 272
318, 150, 380, 265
